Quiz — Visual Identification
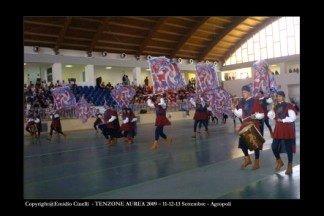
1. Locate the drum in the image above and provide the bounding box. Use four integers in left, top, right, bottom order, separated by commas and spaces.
239, 124, 265, 151
28, 124, 38, 138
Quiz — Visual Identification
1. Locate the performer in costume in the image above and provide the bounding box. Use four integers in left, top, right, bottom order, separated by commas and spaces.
119, 107, 129, 142
102, 103, 111, 144
231, 85, 264, 170
25, 110, 36, 136
123, 108, 137, 144
34, 110, 42, 138
222, 112, 228, 124
268, 91, 298, 175
147, 94, 172, 150
197, 104, 209, 134
106, 105, 120, 145
47, 111, 66, 141
93, 109, 103, 135
190, 96, 209, 138
257, 91, 273, 137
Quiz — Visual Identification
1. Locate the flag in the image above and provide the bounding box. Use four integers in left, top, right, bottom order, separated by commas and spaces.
110, 85, 136, 109
252, 60, 279, 97
51, 86, 77, 111
269, 70, 279, 93
195, 63, 219, 93
201, 87, 233, 120
148, 57, 186, 94
75, 95, 92, 123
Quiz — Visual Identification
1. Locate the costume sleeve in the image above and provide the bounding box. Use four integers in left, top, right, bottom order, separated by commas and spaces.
233, 108, 242, 118
108, 116, 116, 122
200, 98, 206, 107
266, 97, 273, 104
147, 99, 155, 108
267, 110, 275, 119
282, 109, 297, 123
123, 117, 129, 124
158, 98, 166, 109
255, 112, 264, 119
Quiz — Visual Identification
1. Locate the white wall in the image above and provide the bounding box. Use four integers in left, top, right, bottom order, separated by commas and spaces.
278, 73, 300, 101
24, 69, 28, 84
140, 70, 151, 86
24, 67, 41, 85
223, 78, 253, 97
62, 70, 83, 84
288, 84, 300, 104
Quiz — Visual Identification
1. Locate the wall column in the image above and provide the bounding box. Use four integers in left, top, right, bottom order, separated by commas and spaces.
279, 62, 286, 74
132, 67, 141, 86
40, 66, 47, 83
52, 63, 62, 84
85, 65, 95, 86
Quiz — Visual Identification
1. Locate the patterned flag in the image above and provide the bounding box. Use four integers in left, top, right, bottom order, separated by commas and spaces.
51, 86, 77, 111
110, 85, 136, 109
269, 70, 279, 93
148, 57, 186, 94
201, 87, 233, 119
195, 63, 219, 94
252, 60, 280, 97
75, 95, 92, 123
89, 105, 98, 117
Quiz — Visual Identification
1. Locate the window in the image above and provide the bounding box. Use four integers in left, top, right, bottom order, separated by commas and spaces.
224, 17, 300, 66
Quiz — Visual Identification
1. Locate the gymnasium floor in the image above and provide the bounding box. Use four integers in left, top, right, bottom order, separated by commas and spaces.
24, 115, 300, 199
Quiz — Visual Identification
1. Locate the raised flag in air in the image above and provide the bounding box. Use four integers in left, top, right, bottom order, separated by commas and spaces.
268, 69, 279, 93
75, 95, 92, 123
195, 63, 219, 94
110, 85, 136, 109
201, 87, 233, 119
51, 86, 77, 111
148, 57, 186, 94
252, 60, 269, 97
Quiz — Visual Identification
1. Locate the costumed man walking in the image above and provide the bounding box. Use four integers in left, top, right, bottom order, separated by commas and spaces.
47, 110, 66, 141
190, 96, 209, 138
123, 108, 137, 144
257, 90, 274, 137
231, 85, 264, 170
34, 110, 42, 138
147, 94, 172, 150
267, 91, 298, 175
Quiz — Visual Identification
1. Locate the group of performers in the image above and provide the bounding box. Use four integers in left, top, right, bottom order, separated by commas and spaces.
95, 94, 172, 149
231, 85, 298, 175
25, 84, 298, 175
94, 103, 138, 145
25, 109, 67, 141
25, 110, 42, 138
